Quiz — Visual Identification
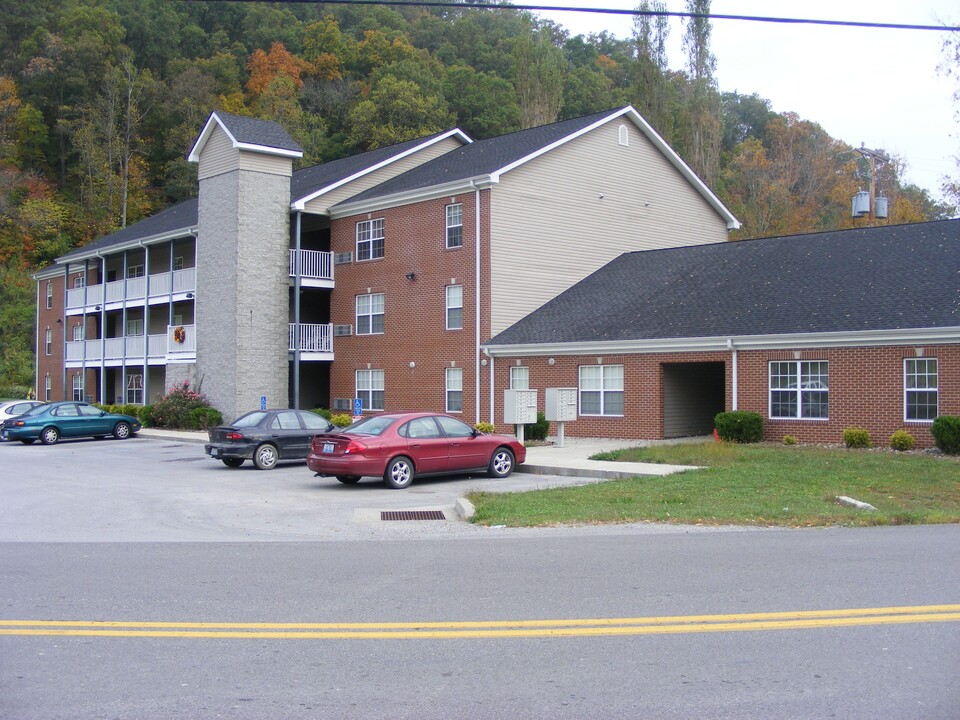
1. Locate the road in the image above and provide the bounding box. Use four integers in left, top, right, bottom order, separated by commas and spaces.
1, 436, 958, 719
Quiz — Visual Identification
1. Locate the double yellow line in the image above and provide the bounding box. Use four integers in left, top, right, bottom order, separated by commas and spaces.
2, 605, 958, 640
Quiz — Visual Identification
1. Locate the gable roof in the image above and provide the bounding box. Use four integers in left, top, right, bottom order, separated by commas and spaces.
290, 129, 471, 210
188, 111, 302, 162
484, 219, 960, 355
332, 106, 739, 229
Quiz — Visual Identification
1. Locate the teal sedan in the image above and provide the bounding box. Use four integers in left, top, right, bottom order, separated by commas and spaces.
0, 401, 141, 445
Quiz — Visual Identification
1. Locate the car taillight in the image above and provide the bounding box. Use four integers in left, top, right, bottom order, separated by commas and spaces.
225, 432, 244, 440
344, 439, 367, 455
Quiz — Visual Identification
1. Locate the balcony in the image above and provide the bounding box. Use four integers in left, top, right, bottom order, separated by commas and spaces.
289, 323, 333, 361
64, 325, 196, 367
66, 268, 197, 314
289, 249, 334, 288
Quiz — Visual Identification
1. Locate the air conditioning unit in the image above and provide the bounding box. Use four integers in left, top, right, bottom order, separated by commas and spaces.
333, 398, 352, 411
333, 324, 353, 336
334, 252, 353, 265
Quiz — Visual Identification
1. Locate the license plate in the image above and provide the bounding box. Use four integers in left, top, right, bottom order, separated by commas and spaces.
323, 443, 335, 454
208, 447, 220, 457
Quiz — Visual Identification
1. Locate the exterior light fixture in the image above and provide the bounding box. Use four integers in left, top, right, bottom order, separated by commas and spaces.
405, 272, 416, 281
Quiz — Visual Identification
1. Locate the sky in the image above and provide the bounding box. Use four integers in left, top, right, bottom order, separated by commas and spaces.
535, 1, 959, 203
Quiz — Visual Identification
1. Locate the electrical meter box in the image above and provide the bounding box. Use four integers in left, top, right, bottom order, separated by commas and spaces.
503, 389, 537, 424
545, 388, 577, 422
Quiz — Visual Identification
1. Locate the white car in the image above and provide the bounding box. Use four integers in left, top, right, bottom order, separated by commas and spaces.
0, 400, 47, 424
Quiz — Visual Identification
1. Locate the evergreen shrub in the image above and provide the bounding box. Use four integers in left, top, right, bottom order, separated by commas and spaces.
474, 422, 495, 433
931, 416, 960, 454
330, 413, 353, 427
714, 411, 763, 443
843, 427, 872, 449
525, 411, 549, 441
889, 429, 915, 452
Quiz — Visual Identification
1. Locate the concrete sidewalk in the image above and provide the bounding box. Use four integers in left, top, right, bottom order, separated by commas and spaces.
137, 427, 698, 480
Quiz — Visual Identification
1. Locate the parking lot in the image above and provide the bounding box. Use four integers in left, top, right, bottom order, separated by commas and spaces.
0, 434, 619, 543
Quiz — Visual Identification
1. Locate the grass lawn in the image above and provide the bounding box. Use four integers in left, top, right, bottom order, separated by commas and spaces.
466, 442, 960, 528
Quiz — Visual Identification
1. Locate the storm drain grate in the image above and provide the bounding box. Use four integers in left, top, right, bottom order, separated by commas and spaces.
381, 510, 446, 522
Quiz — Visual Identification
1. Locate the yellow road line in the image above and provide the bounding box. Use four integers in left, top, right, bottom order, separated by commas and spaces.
1, 605, 958, 639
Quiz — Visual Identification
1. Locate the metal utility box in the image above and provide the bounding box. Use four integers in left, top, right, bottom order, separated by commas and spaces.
503, 389, 537, 425
545, 388, 577, 422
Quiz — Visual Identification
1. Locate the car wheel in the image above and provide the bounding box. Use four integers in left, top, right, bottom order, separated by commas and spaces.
113, 422, 131, 440
488, 447, 515, 478
20, 439, 36, 445
384, 457, 414, 489
253, 443, 279, 470
336, 475, 361, 484
222, 458, 244, 468
40, 426, 60, 445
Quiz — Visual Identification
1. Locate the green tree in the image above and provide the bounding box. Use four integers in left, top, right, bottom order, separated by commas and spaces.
513, 25, 565, 129
346, 74, 450, 149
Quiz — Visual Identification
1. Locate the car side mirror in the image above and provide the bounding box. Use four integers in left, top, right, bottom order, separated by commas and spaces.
471, 428, 480, 437
100, 411, 106, 416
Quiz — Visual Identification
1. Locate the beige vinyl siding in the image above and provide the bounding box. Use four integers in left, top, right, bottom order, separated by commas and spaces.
304, 137, 465, 214
489, 121, 730, 335
198, 126, 294, 180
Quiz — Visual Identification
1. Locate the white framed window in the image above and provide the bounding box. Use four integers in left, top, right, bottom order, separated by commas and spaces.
445, 203, 463, 249
356, 293, 384, 335
618, 124, 629, 146
510, 366, 529, 390
127, 264, 145, 279
73, 275, 85, 289
356, 218, 384, 261
579, 365, 624, 416
445, 285, 463, 330
126, 374, 143, 404
356, 369, 384, 412
45, 328, 52, 356
46, 281, 53, 309
769, 361, 828, 419
44, 374, 51, 401
126, 318, 144, 336
73, 323, 84, 342
446, 367, 463, 413
904, 358, 938, 422
72, 373, 84, 402
173, 256, 184, 271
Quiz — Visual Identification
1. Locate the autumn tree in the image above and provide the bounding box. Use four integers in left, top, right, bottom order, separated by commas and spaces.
513, 25, 565, 128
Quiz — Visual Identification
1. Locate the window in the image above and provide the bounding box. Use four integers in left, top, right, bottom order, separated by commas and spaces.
445, 204, 463, 249
446, 367, 463, 413
45, 328, 52, 356
73, 275, 85, 289
73, 324, 84, 342
174, 256, 184, 271
445, 285, 463, 330
510, 366, 529, 390
127, 264, 145, 279
356, 293, 384, 335
579, 365, 624, 416
126, 374, 143, 404
44, 374, 51, 401
769, 361, 829, 419
72, 374, 84, 402
356, 218, 384, 261
271, 411, 301, 430
46, 281, 53, 309
618, 124, 629, 146
127, 318, 144, 336
905, 358, 938, 421
356, 369, 384, 412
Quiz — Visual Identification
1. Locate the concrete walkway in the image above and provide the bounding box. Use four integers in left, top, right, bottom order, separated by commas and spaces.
137, 428, 698, 480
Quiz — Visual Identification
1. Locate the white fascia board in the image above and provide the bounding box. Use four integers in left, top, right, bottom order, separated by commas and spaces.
482, 327, 960, 357
54, 226, 199, 265
33, 265, 63, 280
291, 129, 473, 210
329, 176, 496, 219
188, 112, 302, 163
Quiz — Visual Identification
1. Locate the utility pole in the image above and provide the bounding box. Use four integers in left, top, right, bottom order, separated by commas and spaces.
854, 145, 890, 225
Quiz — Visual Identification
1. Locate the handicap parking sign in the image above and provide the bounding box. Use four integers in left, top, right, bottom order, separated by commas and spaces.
353, 398, 362, 416
260, 395, 267, 411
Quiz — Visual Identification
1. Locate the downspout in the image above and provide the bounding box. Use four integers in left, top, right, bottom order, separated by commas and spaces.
293, 211, 302, 409
488, 352, 495, 426
728, 338, 738, 411
473, 181, 481, 425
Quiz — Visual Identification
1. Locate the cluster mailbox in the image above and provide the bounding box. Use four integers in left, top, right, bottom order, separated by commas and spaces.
545, 387, 577, 447
503, 389, 537, 425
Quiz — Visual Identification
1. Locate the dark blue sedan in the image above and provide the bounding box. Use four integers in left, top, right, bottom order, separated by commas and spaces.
0, 402, 141, 445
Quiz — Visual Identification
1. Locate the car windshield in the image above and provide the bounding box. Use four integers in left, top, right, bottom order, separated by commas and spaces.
18, 404, 49, 418
231, 411, 269, 428
343, 416, 395, 436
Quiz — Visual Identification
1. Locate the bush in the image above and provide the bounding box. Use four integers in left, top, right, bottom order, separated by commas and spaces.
474, 421, 495, 434
931, 416, 960, 454
189, 407, 223, 430
782, 435, 798, 446
714, 411, 763, 443
0, 384, 31, 399
310, 407, 332, 420
138, 405, 155, 426
330, 413, 353, 427
889, 429, 915, 452
149, 380, 218, 430
843, 427, 872, 449
525, 411, 550, 441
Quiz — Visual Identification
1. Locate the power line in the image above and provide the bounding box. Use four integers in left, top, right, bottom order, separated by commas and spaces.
183, 0, 960, 32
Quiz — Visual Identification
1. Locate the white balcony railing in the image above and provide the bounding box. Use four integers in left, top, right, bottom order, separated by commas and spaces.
64, 327, 195, 364
66, 268, 197, 310
289, 250, 333, 281
289, 323, 333, 353
168, 324, 196, 353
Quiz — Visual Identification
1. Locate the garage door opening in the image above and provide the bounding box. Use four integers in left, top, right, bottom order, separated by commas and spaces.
662, 362, 725, 439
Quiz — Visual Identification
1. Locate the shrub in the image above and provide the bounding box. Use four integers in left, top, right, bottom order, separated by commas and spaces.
714, 411, 763, 443
0, 384, 31, 399
525, 411, 550, 441
889, 429, 915, 452
931, 416, 960, 454
330, 413, 353, 427
310, 407, 332, 420
474, 421, 495, 434
843, 427, 872, 449
189, 407, 223, 430
782, 435, 798, 446
150, 380, 218, 430
138, 405, 155, 426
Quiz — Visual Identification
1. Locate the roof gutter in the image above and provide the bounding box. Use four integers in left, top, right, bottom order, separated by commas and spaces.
330, 176, 496, 219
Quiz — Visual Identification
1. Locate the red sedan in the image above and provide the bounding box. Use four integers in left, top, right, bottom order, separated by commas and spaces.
306, 412, 526, 489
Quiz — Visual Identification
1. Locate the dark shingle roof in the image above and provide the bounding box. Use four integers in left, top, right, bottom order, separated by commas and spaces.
487, 219, 960, 346
215, 112, 301, 153
337, 109, 621, 205
58, 199, 199, 262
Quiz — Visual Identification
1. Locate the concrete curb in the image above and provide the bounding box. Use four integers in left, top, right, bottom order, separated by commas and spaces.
455, 497, 476, 520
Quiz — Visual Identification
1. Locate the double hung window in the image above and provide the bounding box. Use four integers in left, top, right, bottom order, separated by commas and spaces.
72, 374, 84, 402
769, 361, 828, 419
46, 281, 53, 309
356, 219, 384, 261
126, 374, 143, 404
45, 328, 52, 356
579, 365, 624, 416
510, 366, 529, 390
356, 293, 384, 335
356, 369, 384, 412
445, 204, 463, 249
446, 368, 463, 413
445, 285, 463, 330
904, 358, 938, 421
